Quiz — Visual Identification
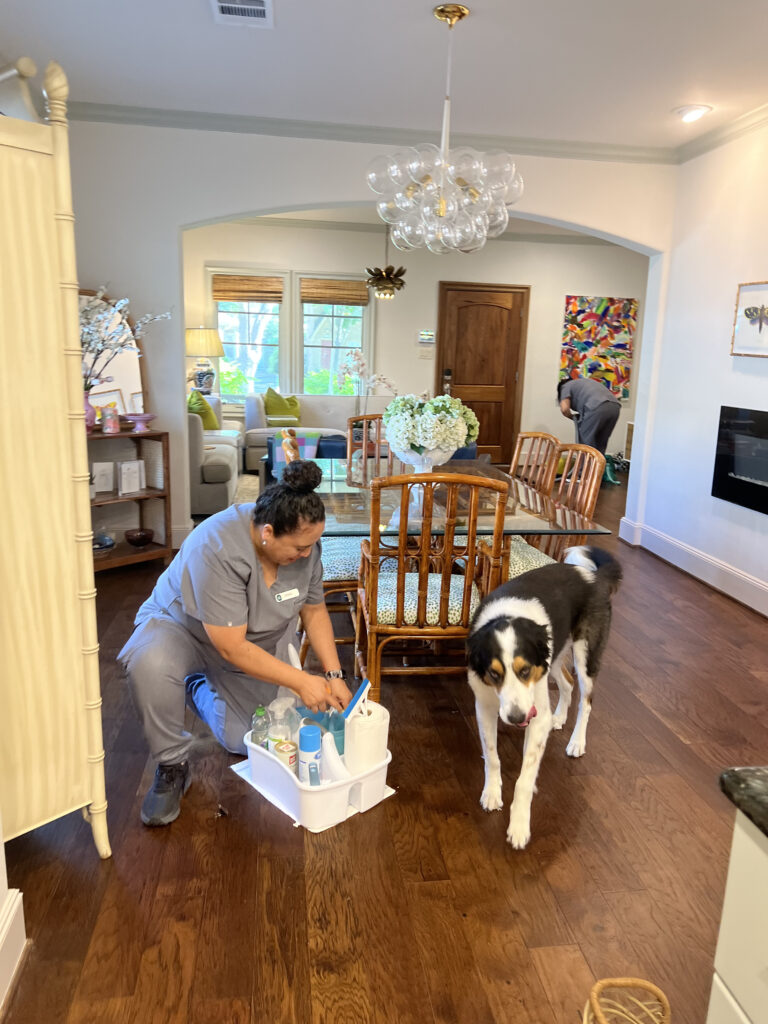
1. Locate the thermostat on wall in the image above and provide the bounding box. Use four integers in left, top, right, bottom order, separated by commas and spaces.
418, 330, 435, 345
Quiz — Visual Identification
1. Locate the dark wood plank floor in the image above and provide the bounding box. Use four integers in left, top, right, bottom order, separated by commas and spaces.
5, 476, 768, 1023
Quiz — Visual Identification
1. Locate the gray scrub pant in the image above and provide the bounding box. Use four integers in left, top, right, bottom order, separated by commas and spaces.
118, 614, 281, 765
576, 401, 620, 456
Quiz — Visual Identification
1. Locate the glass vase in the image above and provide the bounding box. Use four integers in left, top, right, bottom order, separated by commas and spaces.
84, 391, 97, 434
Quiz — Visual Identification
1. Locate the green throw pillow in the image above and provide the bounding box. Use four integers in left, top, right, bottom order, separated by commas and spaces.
187, 390, 220, 430
264, 387, 301, 423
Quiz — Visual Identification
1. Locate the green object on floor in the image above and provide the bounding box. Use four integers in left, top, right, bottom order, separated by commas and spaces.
603, 455, 620, 485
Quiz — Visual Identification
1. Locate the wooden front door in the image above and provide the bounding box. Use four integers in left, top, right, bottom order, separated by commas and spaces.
436, 282, 529, 464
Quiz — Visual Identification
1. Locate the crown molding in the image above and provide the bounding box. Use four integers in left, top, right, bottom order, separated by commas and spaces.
236, 216, 613, 245
67, 100, 768, 166
675, 101, 768, 163
68, 101, 673, 164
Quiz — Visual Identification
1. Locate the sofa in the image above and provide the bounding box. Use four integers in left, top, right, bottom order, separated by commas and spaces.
188, 412, 239, 515
244, 392, 391, 472
199, 394, 245, 466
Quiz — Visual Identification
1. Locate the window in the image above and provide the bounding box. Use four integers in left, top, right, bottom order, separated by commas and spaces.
213, 274, 283, 397
210, 272, 370, 397
300, 278, 369, 396
302, 304, 362, 395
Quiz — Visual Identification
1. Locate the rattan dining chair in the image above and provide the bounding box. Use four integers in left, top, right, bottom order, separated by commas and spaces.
355, 471, 509, 703
280, 428, 301, 463
508, 431, 559, 492
500, 431, 562, 570
346, 413, 393, 483
542, 442, 605, 560
300, 417, 394, 666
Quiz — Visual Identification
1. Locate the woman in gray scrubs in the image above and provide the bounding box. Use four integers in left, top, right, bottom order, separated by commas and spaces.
119, 460, 351, 827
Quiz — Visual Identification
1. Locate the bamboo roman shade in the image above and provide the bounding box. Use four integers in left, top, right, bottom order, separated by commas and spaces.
300, 278, 369, 306
212, 274, 283, 303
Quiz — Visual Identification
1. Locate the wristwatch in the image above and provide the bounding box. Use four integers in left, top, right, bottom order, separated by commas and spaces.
324, 669, 345, 681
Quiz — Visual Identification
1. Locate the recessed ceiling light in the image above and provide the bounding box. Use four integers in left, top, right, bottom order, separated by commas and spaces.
673, 104, 713, 123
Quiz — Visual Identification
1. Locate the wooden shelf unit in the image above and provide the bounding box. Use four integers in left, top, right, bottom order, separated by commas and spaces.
88, 428, 172, 571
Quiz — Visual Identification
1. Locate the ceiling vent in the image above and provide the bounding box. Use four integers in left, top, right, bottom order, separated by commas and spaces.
210, 0, 274, 28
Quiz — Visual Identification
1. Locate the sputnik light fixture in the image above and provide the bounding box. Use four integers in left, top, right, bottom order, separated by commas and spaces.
365, 4, 523, 255
365, 226, 407, 300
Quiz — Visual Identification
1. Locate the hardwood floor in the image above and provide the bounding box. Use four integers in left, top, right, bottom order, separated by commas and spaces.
5, 475, 767, 1023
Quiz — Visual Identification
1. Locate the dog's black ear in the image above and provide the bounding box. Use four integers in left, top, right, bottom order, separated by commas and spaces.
513, 619, 550, 674
528, 622, 550, 672
466, 618, 495, 675
466, 625, 491, 676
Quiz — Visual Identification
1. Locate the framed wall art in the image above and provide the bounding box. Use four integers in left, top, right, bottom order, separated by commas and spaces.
560, 295, 638, 400
731, 281, 768, 357
89, 388, 126, 414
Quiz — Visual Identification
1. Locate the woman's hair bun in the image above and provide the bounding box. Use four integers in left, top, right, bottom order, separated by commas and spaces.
281, 459, 322, 494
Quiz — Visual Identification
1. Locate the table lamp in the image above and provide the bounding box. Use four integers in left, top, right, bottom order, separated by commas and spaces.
185, 327, 224, 394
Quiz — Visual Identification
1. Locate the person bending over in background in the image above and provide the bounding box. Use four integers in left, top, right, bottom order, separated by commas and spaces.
119, 459, 351, 827
557, 376, 620, 456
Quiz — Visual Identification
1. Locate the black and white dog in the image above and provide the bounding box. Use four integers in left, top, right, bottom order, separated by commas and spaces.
466, 546, 622, 849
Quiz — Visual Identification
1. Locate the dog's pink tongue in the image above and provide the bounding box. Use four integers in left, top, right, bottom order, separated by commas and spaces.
524, 706, 538, 725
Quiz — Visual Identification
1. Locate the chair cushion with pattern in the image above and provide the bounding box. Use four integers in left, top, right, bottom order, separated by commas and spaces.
321, 537, 362, 581
374, 573, 480, 626
506, 536, 556, 578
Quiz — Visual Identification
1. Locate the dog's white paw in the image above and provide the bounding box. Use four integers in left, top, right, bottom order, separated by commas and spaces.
506, 814, 531, 849
551, 711, 567, 731
566, 736, 586, 757
480, 782, 503, 812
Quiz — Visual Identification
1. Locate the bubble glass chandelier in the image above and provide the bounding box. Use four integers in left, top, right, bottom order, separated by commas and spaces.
365, 4, 523, 255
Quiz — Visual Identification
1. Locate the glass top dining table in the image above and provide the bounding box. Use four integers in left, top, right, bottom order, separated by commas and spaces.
310, 458, 611, 539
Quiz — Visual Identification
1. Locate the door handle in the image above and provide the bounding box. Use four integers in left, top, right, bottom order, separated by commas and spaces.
442, 368, 452, 395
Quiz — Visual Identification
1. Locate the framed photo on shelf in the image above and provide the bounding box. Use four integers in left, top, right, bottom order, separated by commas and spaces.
89, 388, 126, 414
129, 391, 144, 413
731, 281, 768, 357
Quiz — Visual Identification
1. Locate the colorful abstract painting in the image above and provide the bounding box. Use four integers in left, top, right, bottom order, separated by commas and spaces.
560, 296, 638, 400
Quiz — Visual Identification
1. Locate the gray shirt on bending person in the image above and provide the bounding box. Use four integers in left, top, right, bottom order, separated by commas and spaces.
557, 376, 620, 456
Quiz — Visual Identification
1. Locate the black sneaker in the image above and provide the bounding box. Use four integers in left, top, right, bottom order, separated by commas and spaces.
140, 761, 191, 827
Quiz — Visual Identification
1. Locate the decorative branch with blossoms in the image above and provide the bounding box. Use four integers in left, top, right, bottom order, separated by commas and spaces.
336, 350, 399, 412
80, 288, 171, 392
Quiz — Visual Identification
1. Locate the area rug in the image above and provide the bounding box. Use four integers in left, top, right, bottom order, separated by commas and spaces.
234, 472, 260, 504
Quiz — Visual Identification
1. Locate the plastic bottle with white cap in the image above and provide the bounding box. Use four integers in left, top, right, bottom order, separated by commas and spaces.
298, 724, 322, 784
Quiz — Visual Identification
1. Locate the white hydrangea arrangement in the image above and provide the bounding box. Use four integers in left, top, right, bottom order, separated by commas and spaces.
383, 394, 480, 457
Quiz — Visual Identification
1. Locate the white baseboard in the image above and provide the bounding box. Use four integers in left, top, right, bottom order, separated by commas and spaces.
172, 522, 193, 549
624, 521, 768, 617
618, 516, 643, 545
0, 889, 26, 1014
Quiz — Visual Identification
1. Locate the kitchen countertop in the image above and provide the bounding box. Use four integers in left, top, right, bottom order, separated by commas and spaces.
720, 767, 768, 838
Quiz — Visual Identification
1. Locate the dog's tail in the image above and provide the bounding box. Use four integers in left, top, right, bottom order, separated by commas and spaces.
564, 545, 622, 594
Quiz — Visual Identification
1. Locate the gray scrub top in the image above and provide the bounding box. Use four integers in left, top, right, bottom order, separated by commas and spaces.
560, 377, 619, 414
136, 503, 324, 655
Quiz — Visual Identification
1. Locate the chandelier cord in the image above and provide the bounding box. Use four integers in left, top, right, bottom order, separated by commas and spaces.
439, 27, 454, 167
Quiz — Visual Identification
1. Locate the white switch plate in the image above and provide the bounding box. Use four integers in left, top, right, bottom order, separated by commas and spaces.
418, 347, 434, 359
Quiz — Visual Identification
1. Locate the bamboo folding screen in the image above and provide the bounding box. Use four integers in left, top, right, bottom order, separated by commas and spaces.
0, 63, 110, 858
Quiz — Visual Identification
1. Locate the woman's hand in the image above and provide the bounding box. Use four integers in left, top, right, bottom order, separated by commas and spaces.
328, 675, 353, 710
295, 673, 344, 713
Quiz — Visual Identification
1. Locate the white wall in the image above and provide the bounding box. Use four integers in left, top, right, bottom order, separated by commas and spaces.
68, 121, 674, 545
183, 219, 648, 451
621, 124, 768, 613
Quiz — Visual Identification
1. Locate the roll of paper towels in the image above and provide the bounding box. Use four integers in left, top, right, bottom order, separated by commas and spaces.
345, 701, 390, 775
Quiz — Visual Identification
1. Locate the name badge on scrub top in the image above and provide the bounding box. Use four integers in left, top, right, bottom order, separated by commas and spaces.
275, 588, 300, 604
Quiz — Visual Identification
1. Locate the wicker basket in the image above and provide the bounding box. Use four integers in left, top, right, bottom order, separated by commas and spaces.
582, 978, 671, 1024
